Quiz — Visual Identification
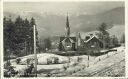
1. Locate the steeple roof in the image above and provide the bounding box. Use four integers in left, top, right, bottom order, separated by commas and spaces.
65, 13, 70, 37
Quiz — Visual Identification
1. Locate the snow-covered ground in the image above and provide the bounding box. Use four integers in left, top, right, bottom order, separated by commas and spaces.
5, 46, 125, 77
5, 53, 69, 71
51, 46, 125, 77
71, 46, 125, 77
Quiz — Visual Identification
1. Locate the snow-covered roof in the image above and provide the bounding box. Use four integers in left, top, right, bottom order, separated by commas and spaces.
60, 37, 76, 43
84, 35, 103, 43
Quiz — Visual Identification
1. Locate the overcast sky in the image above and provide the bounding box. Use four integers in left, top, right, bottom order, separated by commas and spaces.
4, 1, 124, 16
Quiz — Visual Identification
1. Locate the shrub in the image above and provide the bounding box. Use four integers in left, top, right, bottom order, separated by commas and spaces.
46, 73, 52, 77
77, 57, 82, 62
4, 61, 11, 69
63, 65, 67, 71
4, 66, 18, 77
27, 59, 31, 65
72, 62, 78, 67
54, 57, 59, 64
47, 58, 52, 64
16, 58, 21, 64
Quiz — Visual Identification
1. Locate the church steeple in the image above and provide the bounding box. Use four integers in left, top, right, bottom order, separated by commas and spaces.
66, 13, 70, 37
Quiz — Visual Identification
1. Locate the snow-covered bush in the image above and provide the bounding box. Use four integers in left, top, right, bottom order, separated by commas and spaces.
4, 61, 11, 69
54, 57, 59, 64
72, 62, 78, 67
4, 66, 18, 77
63, 65, 68, 71
16, 58, 21, 64
77, 57, 82, 62
47, 58, 52, 64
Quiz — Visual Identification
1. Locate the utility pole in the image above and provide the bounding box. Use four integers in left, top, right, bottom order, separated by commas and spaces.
34, 25, 37, 77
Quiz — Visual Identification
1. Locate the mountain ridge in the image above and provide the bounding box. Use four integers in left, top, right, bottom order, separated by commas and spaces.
4, 7, 125, 40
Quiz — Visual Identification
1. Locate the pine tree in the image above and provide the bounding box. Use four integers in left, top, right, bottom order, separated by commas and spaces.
4, 16, 39, 58
14, 16, 26, 55
97, 23, 110, 48
4, 17, 9, 56
4, 16, 17, 57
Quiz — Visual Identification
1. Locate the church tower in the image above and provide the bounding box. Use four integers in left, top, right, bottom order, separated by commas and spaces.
59, 13, 77, 51
65, 13, 70, 37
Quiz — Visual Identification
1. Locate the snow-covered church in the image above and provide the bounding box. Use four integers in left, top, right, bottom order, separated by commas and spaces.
58, 14, 79, 51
